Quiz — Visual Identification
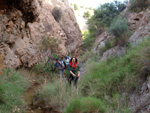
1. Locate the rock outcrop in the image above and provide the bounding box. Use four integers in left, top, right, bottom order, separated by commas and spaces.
129, 77, 150, 113
0, 0, 82, 68
91, 6, 150, 113
92, 8, 150, 62
128, 9, 150, 44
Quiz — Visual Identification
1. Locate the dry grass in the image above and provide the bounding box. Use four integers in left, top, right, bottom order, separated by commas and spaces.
136, 46, 150, 80
0, 54, 4, 75
79, 51, 94, 63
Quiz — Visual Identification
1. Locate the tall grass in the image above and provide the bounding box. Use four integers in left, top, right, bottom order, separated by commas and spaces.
0, 69, 30, 113
32, 78, 82, 111
64, 97, 106, 113
78, 37, 150, 112
34, 38, 150, 113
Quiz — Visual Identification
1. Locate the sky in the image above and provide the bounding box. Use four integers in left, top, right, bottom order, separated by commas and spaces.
69, 0, 128, 8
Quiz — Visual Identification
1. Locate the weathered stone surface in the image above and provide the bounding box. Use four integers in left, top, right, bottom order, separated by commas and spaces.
0, 0, 82, 68
92, 32, 114, 53
100, 46, 126, 61
128, 9, 150, 44
129, 77, 150, 113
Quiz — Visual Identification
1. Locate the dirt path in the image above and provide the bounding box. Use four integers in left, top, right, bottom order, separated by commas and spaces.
24, 83, 42, 113
19, 69, 44, 113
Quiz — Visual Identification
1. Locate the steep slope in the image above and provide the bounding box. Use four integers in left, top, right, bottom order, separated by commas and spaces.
92, 8, 150, 61
0, 0, 82, 68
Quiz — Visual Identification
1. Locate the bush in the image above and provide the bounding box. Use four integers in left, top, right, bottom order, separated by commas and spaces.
80, 37, 150, 103
64, 97, 106, 113
109, 18, 128, 38
83, 11, 91, 18
82, 30, 95, 51
39, 36, 61, 60
74, 4, 78, 10
79, 51, 94, 63
129, 0, 150, 12
135, 39, 150, 79
87, 1, 127, 37
31, 60, 56, 76
52, 7, 62, 22
0, 69, 30, 113
32, 79, 82, 111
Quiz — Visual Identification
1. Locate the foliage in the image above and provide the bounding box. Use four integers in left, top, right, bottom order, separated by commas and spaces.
129, 0, 150, 12
34, 37, 150, 112
108, 18, 129, 47
83, 1, 127, 51
33, 79, 82, 111
52, 7, 62, 22
135, 42, 150, 79
32, 61, 55, 75
74, 4, 79, 10
79, 38, 150, 112
87, 1, 127, 37
0, 69, 30, 113
83, 11, 91, 18
79, 51, 94, 63
64, 97, 106, 113
82, 30, 95, 51
39, 36, 60, 54
109, 18, 128, 38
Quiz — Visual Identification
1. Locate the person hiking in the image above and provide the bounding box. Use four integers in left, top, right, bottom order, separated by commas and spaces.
64, 56, 71, 69
68, 57, 80, 86
54, 58, 65, 76
60, 57, 66, 76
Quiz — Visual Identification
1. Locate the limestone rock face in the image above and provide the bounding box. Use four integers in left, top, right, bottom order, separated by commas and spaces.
92, 9, 150, 61
128, 9, 150, 44
129, 77, 150, 113
100, 46, 126, 61
92, 32, 114, 53
0, 0, 82, 68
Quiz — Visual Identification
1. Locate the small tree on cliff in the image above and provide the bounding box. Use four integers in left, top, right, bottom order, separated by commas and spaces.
39, 36, 61, 62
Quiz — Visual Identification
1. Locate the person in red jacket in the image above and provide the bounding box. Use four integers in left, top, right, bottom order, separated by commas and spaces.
68, 57, 80, 86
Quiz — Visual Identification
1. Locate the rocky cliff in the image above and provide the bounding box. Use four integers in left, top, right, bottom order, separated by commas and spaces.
92, 8, 150, 61
0, 0, 82, 68
91, 7, 150, 113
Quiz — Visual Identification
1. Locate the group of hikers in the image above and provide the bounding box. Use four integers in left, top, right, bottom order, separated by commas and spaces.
54, 56, 80, 86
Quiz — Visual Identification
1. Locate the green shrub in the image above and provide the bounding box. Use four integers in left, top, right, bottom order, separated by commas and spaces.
82, 30, 95, 51
64, 99, 82, 113
87, 1, 127, 37
39, 36, 60, 54
83, 11, 91, 18
0, 69, 30, 113
33, 79, 82, 111
79, 51, 94, 63
74, 4, 78, 10
135, 39, 150, 79
109, 18, 128, 38
52, 7, 62, 22
32, 61, 55, 75
80, 37, 150, 102
64, 97, 106, 113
